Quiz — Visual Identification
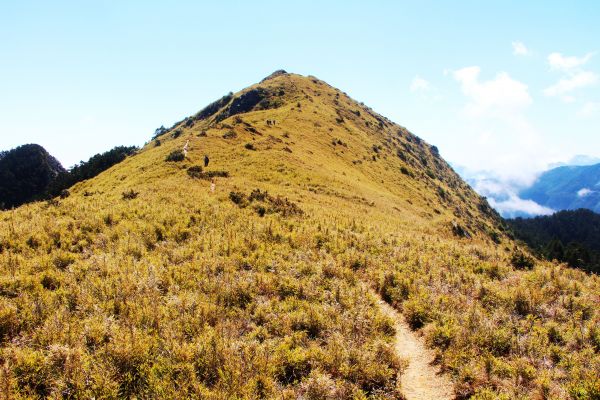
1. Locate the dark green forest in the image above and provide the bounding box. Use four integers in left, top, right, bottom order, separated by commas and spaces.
507, 209, 600, 274
0, 144, 65, 209
0, 144, 137, 209
46, 145, 138, 197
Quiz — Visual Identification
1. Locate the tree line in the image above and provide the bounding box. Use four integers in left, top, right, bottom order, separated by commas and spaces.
507, 208, 600, 274
0, 144, 137, 209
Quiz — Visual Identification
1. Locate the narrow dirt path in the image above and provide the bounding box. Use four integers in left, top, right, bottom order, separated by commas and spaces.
376, 297, 454, 400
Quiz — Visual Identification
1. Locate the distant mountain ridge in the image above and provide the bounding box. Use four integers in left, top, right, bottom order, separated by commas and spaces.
520, 163, 600, 213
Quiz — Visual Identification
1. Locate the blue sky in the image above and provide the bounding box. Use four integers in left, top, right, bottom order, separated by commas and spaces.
1, 1, 599, 201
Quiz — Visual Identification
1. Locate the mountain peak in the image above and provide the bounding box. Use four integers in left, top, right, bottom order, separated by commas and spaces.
146, 72, 502, 240
260, 69, 288, 82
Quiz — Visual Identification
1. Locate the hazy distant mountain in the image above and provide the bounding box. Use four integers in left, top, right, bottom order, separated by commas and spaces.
548, 154, 600, 169
520, 163, 600, 213
454, 155, 600, 218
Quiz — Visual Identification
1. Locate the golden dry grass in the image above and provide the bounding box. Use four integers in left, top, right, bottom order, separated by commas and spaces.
0, 72, 598, 399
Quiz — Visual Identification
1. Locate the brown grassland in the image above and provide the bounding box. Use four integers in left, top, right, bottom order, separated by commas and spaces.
0, 72, 598, 399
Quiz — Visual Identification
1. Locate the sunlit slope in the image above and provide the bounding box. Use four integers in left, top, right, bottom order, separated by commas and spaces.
0, 72, 598, 399
91, 71, 502, 240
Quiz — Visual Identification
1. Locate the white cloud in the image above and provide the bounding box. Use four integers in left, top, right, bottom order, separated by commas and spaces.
453, 66, 532, 117
512, 41, 529, 56
410, 75, 442, 101
449, 67, 551, 187
464, 171, 553, 217
488, 195, 554, 217
545, 51, 598, 102
577, 188, 594, 197
410, 76, 430, 92
548, 52, 594, 71
578, 102, 600, 117
543, 71, 598, 97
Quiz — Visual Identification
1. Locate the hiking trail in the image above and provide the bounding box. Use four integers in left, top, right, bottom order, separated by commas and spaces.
376, 296, 454, 400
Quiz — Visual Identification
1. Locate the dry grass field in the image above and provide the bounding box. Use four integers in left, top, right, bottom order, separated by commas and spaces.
0, 72, 598, 399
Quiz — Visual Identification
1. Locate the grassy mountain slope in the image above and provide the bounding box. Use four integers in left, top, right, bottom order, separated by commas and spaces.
1, 72, 599, 399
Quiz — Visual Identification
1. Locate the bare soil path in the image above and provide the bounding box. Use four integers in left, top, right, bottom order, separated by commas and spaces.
376, 297, 454, 400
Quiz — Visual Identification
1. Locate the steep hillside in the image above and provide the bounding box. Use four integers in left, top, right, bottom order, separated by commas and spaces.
1, 72, 599, 399
0, 144, 65, 209
521, 163, 600, 213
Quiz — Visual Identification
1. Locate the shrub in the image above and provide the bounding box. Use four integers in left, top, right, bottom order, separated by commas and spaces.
452, 222, 471, 238
276, 346, 312, 385
380, 272, 410, 304
165, 150, 185, 162
203, 170, 229, 179
268, 196, 303, 217
122, 190, 139, 200
514, 290, 534, 316
187, 166, 229, 180
255, 205, 266, 217
0, 299, 19, 341
245, 143, 256, 150
53, 252, 75, 270
403, 299, 430, 330
427, 322, 455, 350
229, 191, 247, 206
40, 273, 60, 290
249, 189, 268, 202
511, 250, 535, 270
298, 370, 338, 399
588, 326, 600, 352
547, 323, 564, 345
152, 125, 168, 139
400, 166, 413, 177
186, 165, 203, 178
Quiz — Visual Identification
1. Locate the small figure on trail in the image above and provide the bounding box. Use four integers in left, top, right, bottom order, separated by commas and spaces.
183, 140, 189, 157
204, 154, 210, 167
210, 178, 216, 193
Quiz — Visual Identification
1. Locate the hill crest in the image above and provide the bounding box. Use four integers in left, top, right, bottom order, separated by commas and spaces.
143, 71, 503, 242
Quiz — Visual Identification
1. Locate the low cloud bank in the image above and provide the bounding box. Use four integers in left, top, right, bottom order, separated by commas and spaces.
456, 167, 553, 218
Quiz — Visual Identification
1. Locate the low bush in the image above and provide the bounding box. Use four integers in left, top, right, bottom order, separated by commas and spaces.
165, 150, 185, 162
188, 167, 229, 180
122, 190, 139, 200
511, 250, 535, 270
229, 189, 303, 217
